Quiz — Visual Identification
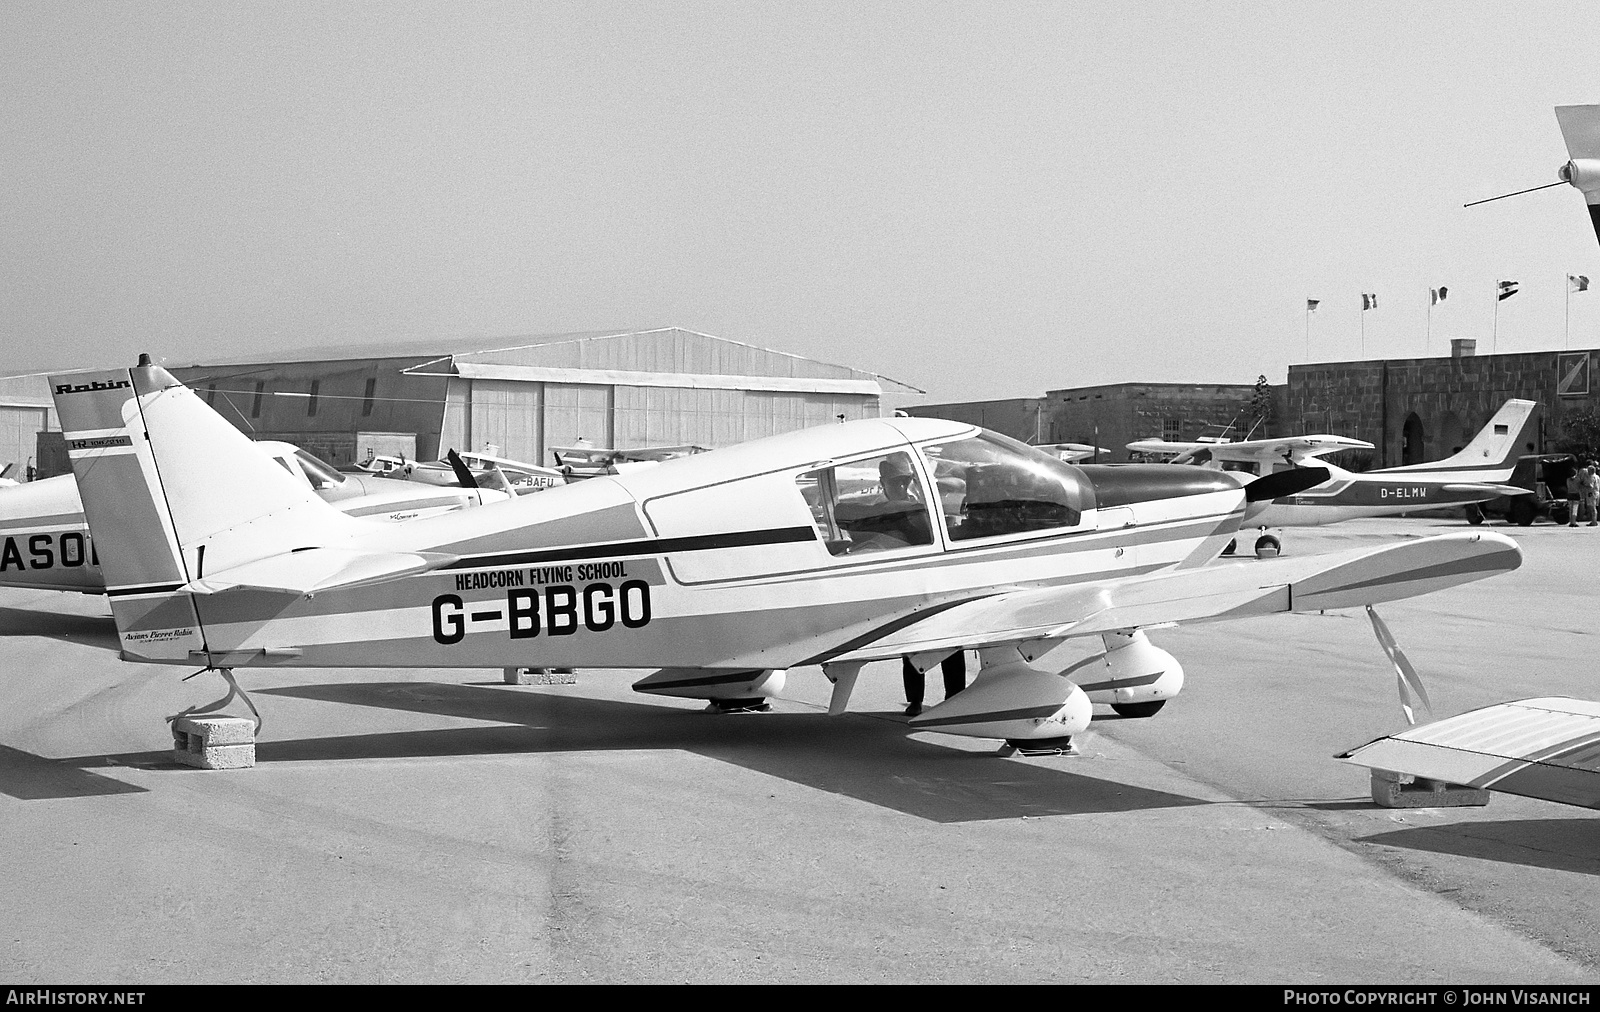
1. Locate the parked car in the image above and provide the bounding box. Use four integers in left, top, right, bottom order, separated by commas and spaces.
1468, 453, 1577, 526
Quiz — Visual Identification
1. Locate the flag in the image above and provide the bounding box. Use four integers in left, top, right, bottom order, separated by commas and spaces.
1571, 274, 1590, 293
1431, 286, 1448, 305
1362, 293, 1378, 310
1497, 280, 1520, 301
1306, 298, 1320, 312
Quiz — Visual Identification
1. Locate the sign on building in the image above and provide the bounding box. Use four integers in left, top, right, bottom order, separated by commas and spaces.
1558, 352, 1590, 397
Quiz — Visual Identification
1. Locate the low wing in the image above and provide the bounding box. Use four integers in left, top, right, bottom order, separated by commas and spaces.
1338, 697, 1600, 810
823, 532, 1520, 663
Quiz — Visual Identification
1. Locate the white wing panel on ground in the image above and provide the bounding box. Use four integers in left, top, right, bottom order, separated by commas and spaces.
1338, 697, 1600, 810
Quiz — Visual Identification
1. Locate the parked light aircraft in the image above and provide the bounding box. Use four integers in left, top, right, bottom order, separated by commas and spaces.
355, 449, 565, 493
51, 360, 1523, 750
551, 441, 710, 480
0, 441, 509, 594
1340, 697, 1600, 811
1129, 401, 1536, 556
1030, 442, 1108, 464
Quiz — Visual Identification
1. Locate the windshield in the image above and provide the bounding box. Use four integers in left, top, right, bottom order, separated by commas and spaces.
919, 430, 1095, 541
294, 450, 347, 490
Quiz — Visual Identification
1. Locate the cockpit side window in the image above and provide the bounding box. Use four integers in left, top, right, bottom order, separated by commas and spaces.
796, 451, 934, 557
919, 431, 1095, 542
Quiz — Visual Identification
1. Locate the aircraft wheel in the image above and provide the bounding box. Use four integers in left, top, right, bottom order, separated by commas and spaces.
1254, 534, 1282, 558
1464, 504, 1484, 526
1221, 538, 1237, 556
1509, 499, 1537, 527
1111, 700, 1166, 718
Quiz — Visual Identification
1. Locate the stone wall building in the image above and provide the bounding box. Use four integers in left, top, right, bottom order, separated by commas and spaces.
912, 382, 1270, 461
1287, 344, 1600, 468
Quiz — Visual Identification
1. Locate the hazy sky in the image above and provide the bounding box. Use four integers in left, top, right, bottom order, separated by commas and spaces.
5, 1, 1600, 403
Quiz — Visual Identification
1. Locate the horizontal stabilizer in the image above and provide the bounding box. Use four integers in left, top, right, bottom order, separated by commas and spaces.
182, 548, 459, 596
1339, 697, 1600, 810
1441, 483, 1530, 497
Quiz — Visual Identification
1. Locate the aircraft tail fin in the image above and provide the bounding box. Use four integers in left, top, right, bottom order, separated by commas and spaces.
50, 359, 360, 662
1556, 104, 1600, 247
1382, 399, 1537, 477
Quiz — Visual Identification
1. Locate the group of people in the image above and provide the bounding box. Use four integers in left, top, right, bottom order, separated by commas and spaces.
1569, 460, 1600, 527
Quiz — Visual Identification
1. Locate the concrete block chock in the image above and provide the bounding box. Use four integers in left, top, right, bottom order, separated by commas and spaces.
1370, 768, 1490, 809
504, 667, 578, 685
171, 715, 256, 770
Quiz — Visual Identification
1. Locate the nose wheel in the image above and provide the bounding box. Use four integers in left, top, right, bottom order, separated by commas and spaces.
1254, 533, 1281, 557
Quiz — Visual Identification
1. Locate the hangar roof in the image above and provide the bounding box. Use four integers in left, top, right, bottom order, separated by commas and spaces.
173, 327, 922, 396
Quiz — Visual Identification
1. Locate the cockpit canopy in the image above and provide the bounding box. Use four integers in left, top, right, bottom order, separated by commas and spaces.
920, 430, 1096, 541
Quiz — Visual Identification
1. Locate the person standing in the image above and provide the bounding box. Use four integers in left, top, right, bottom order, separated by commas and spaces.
1582, 460, 1600, 527
903, 651, 967, 716
1568, 463, 1585, 527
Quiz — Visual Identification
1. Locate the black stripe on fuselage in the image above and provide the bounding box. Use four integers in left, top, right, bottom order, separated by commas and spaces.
444, 525, 819, 572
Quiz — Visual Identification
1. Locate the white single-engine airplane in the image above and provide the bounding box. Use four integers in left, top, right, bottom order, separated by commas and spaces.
51, 360, 1523, 751
0, 441, 510, 595
1130, 400, 1536, 556
552, 441, 711, 480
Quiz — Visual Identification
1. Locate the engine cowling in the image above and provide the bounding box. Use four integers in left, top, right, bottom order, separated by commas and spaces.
908, 658, 1091, 741
631, 668, 785, 700
1070, 630, 1185, 706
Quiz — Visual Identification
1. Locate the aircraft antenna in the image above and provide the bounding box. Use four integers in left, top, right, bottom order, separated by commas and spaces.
1463, 180, 1568, 207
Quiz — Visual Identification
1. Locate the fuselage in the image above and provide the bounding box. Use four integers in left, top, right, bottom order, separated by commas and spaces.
149, 419, 1252, 671
1251, 462, 1516, 528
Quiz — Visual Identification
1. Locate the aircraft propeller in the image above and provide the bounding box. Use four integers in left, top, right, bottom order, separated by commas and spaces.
1242, 466, 1329, 502
444, 449, 480, 489
1366, 605, 1433, 726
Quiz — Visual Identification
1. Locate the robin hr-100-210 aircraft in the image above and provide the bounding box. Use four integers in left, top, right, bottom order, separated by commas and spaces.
52, 359, 1523, 751
1129, 399, 1536, 557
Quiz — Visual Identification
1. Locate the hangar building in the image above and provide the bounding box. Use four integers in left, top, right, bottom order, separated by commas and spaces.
0, 374, 55, 479
150, 327, 918, 469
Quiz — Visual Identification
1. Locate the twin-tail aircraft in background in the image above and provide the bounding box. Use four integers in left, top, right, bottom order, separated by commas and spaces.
0, 440, 511, 595
1128, 399, 1536, 557
51, 359, 1523, 753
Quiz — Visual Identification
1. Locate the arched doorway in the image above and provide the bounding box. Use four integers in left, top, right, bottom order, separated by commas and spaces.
1402, 412, 1426, 465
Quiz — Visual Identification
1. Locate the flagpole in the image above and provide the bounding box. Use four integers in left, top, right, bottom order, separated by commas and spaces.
1361, 303, 1366, 358
1426, 288, 1432, 356
1567, 278, 1571, 350
1493, 288, 1499, 354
